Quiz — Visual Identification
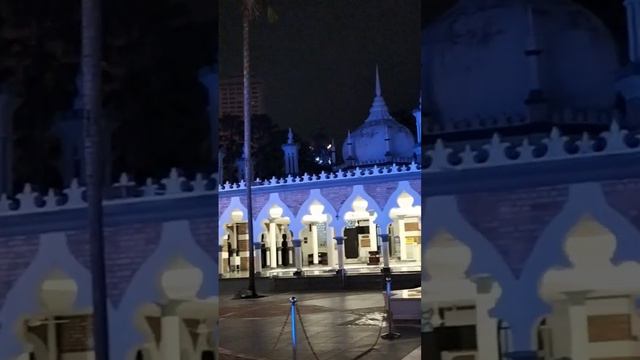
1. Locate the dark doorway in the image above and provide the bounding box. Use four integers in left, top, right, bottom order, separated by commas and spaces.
434, 325, 477, 352
202, 350, 215, 360
344, 227, 359, 259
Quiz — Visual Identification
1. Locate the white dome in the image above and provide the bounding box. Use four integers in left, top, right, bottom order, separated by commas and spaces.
422, 0, 620, 131
342, 68, 416, 165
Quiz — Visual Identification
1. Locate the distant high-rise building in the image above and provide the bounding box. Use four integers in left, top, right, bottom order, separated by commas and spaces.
219, 76, 266, 117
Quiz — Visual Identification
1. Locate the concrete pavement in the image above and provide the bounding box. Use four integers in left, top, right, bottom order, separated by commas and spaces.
219, 290, 420, 360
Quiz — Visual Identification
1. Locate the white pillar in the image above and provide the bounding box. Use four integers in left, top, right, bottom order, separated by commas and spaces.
47, 316, 57, 360
381, 234, 390, 271
398, 218, 407, 261
254, 242, 262, 273
293, 239, 303, 275
219, 245, 226, 274
625, 0, 640, 62
368, 220, 377, 252
232, 224, 240, 271
269, 222, 277, 269
474, 277, 499, 360
628, 296, 640, 339
327, 226, 336, 268
335, 236, 345, 273
311, 224, 319, 265
160, 306, 181, 360
566, 291, 590, 360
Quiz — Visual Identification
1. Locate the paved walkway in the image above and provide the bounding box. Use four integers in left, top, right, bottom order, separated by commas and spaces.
219, 290, 420, 360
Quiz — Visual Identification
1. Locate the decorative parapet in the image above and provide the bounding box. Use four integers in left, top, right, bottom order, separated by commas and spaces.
3, 122, 639, 215
423, 122, 640, 172
0, 169, 218, 216
426, 108, 614, 133
218, 162, 421, 192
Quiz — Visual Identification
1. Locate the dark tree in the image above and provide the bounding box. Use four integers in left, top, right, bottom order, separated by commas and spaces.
0, 0, 218, 190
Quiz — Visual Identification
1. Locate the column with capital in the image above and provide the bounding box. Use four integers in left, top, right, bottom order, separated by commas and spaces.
473, 276, 499, 360
565, 291, 590, 360
397, 218, 407, 261
368, 220, 378, 252
268, 222, 277, 269
327, 226, 336, 268
293, 239, 303, 276
311, 223, 319, 265
254, 242, 262, 274
160, 303, 182, 360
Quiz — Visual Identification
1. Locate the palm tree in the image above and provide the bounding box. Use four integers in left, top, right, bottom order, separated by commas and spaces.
82, 0, 109, 358
239, 0, 276, 298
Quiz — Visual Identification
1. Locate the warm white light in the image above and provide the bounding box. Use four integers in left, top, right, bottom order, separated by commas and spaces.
397, 192, 414, 209
269, 205, 284, 219
231, 210, 244, 222
309, 201, 325, 216
352, 197, 368, 212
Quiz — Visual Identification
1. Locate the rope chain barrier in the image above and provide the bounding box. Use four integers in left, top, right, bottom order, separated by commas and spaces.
271, 292, 389, 360
351, 311, 385, 360
295, 302, 321, 360
270, 307, 292, 352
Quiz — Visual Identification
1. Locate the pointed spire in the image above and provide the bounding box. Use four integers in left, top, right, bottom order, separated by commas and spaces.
287, 128, 294, 144
365, 65, 393, 122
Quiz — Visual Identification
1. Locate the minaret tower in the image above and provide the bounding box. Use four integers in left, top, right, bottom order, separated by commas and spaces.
344, 131, 357, 166
617, 0, 640, 128
413, 95, 422, 161
281, 128, 300, 175
524, 4, 547, 123
330, 138, 337, 169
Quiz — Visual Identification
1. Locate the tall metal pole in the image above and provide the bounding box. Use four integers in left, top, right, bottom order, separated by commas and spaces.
242, 1, 258, 298
290, 297, 298, 359
82, 0, 109, 357
381, 274, 400, 340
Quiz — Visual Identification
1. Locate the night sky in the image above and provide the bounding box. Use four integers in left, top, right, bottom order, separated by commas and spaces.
220, 0, 421, 142
422, 1, 628, 58
221, 0, 627, 144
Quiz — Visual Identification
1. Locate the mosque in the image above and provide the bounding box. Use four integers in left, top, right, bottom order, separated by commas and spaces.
419, 0, 640, 359
218, 67, 422, 278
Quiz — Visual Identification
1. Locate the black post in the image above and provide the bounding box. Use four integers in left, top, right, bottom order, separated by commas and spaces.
381, 274, 400, 340
82, 0, 110, 357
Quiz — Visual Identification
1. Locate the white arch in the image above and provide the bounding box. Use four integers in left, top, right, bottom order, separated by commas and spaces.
218, 197, 247, 241
336, 185, 383, 236
254, 193, 297, 240
0, 232, 94, 360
